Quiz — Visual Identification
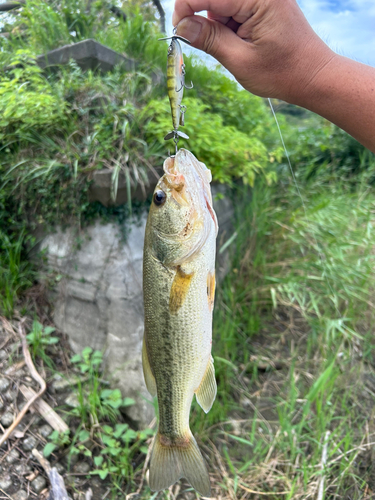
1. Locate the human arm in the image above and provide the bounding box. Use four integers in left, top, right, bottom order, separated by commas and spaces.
172, 0, 375, 153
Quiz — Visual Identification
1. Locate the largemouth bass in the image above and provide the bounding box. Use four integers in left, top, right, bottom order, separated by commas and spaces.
142, 148, 218, 496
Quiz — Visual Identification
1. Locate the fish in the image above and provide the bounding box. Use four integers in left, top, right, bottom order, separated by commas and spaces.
142, 148, 218, 496
158, 33, 193, 143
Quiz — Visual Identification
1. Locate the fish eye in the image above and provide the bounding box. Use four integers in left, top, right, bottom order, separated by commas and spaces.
153, 189, 166, 206
168, 45, 173, 54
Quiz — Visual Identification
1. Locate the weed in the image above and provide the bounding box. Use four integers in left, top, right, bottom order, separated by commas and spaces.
0, 230, 34, 317
90, 424, 153, 484
70, 348, 135, 425
26, 320, 59, 366
189, 171, 375, 499
43, 430, 71, 457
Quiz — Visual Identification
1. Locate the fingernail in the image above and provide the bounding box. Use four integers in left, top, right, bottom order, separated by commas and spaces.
176, 17, 203, 44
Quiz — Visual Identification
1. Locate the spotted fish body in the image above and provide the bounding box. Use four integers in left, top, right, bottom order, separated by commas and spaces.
142, 149, 218, 496
167, 38, 185, 130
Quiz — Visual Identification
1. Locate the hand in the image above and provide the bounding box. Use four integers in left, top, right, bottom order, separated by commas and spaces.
172, 0, 336, 104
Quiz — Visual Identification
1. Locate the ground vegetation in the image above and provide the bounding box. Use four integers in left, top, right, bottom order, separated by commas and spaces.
1, 1, 375, 498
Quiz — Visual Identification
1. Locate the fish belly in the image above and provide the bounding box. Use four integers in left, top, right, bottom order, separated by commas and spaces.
143, 230, 215, 438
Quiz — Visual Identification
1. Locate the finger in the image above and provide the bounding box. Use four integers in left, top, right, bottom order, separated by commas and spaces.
207, 12, 231, 25
172, 0, 248, 26
175, 15, 249, 73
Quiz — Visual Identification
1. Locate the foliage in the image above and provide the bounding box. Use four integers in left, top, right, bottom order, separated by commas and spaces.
26, 320, 59, 362
0, 51, 66, 141
143, 97, 281, 185
70, 347, 135, 425
279, 111, 375, 182
4, 0, 159, 56
43, 430, 70, 458
0, 230, 34, 317
90, 424, 154, 486
188, 166, 375, 498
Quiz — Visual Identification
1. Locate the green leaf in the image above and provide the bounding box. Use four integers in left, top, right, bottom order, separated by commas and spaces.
98, 469, 109, 480
43, 442, 56, 457
122, 429, 137, 442
102, 425, 113, 434
44, 326, 56, 335
113, 424, 128, 438
47, 337, 60, 344
81, 347, 93, 357
122, 397, 135, 407
94, 456, 103, 467
78, 430, 90, 442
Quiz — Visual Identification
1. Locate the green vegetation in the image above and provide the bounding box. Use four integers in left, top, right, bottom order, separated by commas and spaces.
2, 0, 375, 497
70, 348, 136, 425
188, 160, 375, 499
0, 0, 281, 316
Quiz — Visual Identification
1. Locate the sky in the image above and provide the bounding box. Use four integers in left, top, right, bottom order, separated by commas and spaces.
161, 0, 375, 68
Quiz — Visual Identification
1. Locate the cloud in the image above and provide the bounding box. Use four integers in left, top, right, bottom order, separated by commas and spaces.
298, 0, 375, 66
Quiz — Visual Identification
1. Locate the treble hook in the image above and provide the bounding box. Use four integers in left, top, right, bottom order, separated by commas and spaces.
158, 26, 192, 45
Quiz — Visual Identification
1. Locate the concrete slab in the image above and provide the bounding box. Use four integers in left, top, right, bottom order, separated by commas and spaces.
36, 38, 135, 73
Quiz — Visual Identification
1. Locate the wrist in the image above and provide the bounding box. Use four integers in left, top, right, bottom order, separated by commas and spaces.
283, 42, 338, 107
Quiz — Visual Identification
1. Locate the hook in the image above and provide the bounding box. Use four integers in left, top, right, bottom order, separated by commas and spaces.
158, 27, 192, 45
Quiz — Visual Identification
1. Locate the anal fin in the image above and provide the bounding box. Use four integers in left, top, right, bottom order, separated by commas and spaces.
195, 356, 217, 414
142, 337, 157, 397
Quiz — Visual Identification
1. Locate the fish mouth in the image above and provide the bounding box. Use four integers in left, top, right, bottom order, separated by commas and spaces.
158, 150, 218, 266
172, 149, 218, 235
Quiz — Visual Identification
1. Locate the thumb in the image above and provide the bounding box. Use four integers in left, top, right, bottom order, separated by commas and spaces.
175, 15, 247, 72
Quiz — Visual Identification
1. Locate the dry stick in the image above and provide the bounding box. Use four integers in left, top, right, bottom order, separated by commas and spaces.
317, 431, 330, 500
0, 488, 14, 500
238, 483, 291, 496
19, 385, 69, 433
0, 323, 46, 447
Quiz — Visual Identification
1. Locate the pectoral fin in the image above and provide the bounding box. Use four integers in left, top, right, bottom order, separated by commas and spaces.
142, 338, 157, 397
207, 271, 215, 312
195, 356, 217, 413
169, 266, 194, 314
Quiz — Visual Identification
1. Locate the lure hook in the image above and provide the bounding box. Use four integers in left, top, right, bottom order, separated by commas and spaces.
158, 26, 192, 45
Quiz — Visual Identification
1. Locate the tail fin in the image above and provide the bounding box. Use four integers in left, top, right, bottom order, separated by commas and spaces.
149, 431, 211, 497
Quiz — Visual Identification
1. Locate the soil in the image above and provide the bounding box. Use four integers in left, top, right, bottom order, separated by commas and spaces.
0, 318, 125, 500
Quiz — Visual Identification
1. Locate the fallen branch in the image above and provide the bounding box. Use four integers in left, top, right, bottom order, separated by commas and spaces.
32, 449, 70, 500
20, 385, 69, 433
0, 322, 46, 447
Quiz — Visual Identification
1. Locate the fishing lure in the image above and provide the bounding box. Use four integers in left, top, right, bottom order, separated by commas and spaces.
159, 28, 193, 153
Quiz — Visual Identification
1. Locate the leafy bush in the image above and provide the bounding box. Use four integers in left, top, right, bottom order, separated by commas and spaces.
0, 51, 66, 141
143, 97, 281, 185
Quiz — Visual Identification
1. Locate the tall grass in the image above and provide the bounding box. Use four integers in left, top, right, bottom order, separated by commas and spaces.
189, 165, 375, 499
0, 230, 34, 317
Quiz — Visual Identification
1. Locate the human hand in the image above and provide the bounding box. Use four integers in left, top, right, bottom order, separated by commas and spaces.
172, 0, 336, 103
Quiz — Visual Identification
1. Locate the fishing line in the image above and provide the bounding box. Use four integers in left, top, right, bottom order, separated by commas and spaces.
267, 98, 341, 317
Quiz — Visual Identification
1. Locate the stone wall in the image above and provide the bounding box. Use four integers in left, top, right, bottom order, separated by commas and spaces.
40, 186, 234, 427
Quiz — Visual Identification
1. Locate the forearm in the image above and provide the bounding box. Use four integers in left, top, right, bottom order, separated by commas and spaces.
287, 54, 375, 153
173, 0, 375, 153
